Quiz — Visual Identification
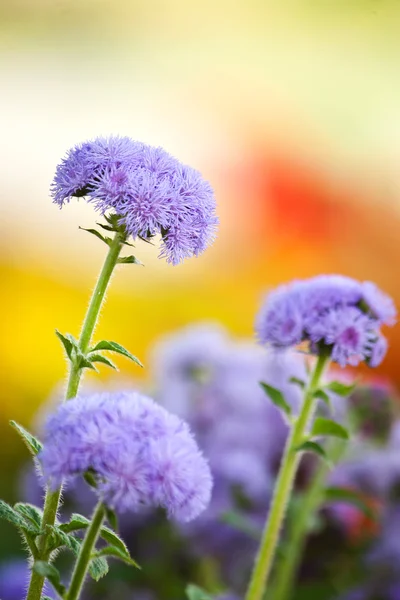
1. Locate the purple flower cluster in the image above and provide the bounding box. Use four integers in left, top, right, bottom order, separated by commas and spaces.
151, 323, 308, 586
40, 391, 212, 522
51, 136, 218, 264
255, 275, 396, 367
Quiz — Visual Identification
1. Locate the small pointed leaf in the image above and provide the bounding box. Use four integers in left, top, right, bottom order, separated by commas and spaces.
289, 377, 305, 389
0, 499, 38, 533
105, 507, 118, 531
89, 340, 143, 367
312, 417, 349, 440
79, 227, 111, 246
186, 584, 213, 600
88, 353, 117, 370
89, 555, 109, 580
324, 486, 377, 520
32, 561, 65, 596
325, 381, 356, 397
294, 440, 328, 462
9, 421, 43, 456
92, 545, 140, 568
313, 389, 331, 408
14, 503, 42, 530
55, 330, 75, 359
260, 382, 291, 417
77, 355, 98, 371
117, 255, 143, 265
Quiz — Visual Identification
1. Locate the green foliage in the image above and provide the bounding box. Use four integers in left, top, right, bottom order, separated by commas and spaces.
294, 440, 328, 462
32, 561, 66, 596
79, 226, 112, 246
260, 382, 292, 417
312, 417, 349, 440
9, 421, 43, 456
89, 340, 143, 367
88, 353, 117, 370
92, 545, 140, 568
0, 499, 39, 534
289, 376, 305, 389
325, 380, 356, 397
313, 388, 332, 408
55, 330, 76, 360
117, 255, 143, 265
186, 584, 213, 600
14, 503, 43, 530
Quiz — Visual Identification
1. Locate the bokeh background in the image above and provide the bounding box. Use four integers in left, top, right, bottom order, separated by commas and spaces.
2, 0, 400, 591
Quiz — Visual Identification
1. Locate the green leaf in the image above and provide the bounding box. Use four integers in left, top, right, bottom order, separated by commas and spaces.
32, 561, 66, 596
289, 376, 305, 389
88, 353, 117, 370
9, 421, 43, 456
186, 584, 213, 600
325, 381, 356, 397
60, 513, 127, 556
0, 499, 38, 533
77, 354, 97, 371
45, 524, 109, 581
83, 470, 98, 488
324, 487, 377, 520
260, 382, 291, 417
105, 506, 118, 531
14, 503, 42, 531
117, 255, 143, 265
79, 227, 111, 246
93, 545, 140, 568
89, 340, 143, 367
59, 513, 89, 533
294, 440, 328, 462
220, 511, 260, 540
55, 329, 75, 359
312, 417, 349, 440
313, 389, 331, 408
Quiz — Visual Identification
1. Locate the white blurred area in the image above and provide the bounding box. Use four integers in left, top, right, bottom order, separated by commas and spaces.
1, 0, 400, 285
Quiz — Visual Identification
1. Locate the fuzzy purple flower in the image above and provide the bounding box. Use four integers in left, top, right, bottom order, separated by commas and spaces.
39, 391, 212, 522
51, 136, 218, 264
255, 275, 396, 367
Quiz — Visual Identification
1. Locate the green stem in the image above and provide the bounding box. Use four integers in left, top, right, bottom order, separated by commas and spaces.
272, 440, 346, 600
245, 354, 330, 600
26, 231, 125, 600
66, 502, 106, 600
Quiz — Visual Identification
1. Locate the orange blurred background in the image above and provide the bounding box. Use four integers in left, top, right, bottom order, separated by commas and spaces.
1, 0, 400, 500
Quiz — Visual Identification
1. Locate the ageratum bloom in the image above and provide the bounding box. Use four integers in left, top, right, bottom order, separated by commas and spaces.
51, 136, 218, 264
40, 391, 212, 522
255, 275, 396, 367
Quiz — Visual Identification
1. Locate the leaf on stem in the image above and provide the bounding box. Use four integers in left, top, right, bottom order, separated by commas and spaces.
9, 421, 43, 456
92, 545, 140, 568
259, 382, 292, 417
32, 561, 66, 596
89, 340, 143, 367
117, 255, 143, 265
289, 376, 305, 389
294, 440, 328, 462
325, 381, 356, 397
14, 503, 42, 530
79, 227, 112, 246
186, 584, 213, 600
313, 389, 332, 409
88, 353, 117, 370
311, 417, 349, 440
59, 513, 127, 555
0, 499, 39, 534
55, 330, 75, 359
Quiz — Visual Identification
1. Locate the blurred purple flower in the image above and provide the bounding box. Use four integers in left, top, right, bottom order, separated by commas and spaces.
255, 275, 395, 367
51, 136, 218, 264
0, 560, 56, 600
40, 391, 212, 522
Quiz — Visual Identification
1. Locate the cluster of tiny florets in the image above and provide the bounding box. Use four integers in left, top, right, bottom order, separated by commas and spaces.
51, 136, 218, 264
255, 275, 396, 367
39, 391, 212, 522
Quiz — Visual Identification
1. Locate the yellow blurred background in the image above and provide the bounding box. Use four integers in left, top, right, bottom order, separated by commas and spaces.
1, 0, 400, 497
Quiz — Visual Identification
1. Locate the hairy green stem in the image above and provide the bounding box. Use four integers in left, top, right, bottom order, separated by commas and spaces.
66, 502, 106, 600
272, 440, 346, 600
26, 231, 125, 600
245, 354, 330, 600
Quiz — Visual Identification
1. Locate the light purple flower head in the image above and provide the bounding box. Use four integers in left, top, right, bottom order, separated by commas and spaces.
40, 391, 212, 522
0, 560, 56, 600
255, 275, 396, 367
51, 136, 218, 264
